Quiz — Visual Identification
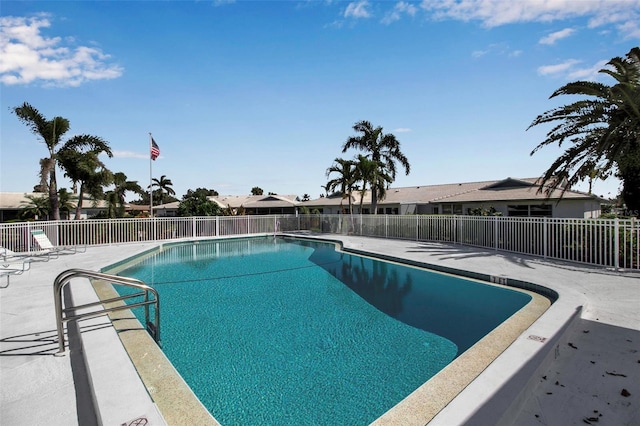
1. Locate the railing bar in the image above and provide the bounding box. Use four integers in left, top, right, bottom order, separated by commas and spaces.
63, 291, 150, 312
54, 268, 160, 355
61, 299, 158, 324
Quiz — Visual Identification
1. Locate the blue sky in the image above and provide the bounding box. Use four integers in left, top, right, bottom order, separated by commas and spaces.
2, 1, 639, 201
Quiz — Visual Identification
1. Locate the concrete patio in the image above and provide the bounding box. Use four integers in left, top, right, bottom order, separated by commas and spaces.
1, 235, 638, 425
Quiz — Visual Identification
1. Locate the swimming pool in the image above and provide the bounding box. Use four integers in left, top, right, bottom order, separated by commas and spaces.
115, 236, 533, 425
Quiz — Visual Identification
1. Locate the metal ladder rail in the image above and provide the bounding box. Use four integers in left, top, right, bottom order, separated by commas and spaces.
54, 268, 160, 355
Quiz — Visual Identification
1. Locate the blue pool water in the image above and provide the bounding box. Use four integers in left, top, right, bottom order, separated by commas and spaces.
116, 237, 531, 425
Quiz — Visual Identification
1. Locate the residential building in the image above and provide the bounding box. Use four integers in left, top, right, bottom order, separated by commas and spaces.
303, 178, 606, 218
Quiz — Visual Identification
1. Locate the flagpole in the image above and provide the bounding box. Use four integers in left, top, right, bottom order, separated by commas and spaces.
149, 132, 153, 218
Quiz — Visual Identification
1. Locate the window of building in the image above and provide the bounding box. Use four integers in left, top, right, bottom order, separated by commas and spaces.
530, 204, 552, 217
508, 204, 552, 217
442, 204, 463, 215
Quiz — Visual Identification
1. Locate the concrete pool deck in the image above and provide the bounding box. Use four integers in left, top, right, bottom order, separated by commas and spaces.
1, 235, 639, 425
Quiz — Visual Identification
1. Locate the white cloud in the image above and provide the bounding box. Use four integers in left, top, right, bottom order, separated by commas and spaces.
0, 15, 123, 87
616, 19, 640, 40
537, 58, 613, 81
471, 42, 520, 58
382, 1, 418, 25
539, 28, 576, 45
420, 0, 640, 39
113, 151, 150, 159
567, 59, 608, 81
472, 49, 488, 58
537, 59, 581, 76
344, 1, 372, 19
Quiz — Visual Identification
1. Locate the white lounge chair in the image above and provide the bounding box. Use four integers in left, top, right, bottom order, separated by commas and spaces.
1, 259, 31, 288
30, 229, 86, 255
1, 245, 54, 262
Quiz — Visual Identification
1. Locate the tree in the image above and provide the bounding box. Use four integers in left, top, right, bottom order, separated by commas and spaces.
20, 193, 50, 220
103, 190, 119, 219
325, 158, 358, 214
151, 175, 176, 206
106, 172, 144, 218
57, 188, 76, 220
178, 189, 222, 216
354, 154, 392, 214
342, 120, 410, 214
529, 47, 640, 213
58, 148, 113, 219
188, 187, 219, 197
251, 187, 264, 195
12, 103, 111, 220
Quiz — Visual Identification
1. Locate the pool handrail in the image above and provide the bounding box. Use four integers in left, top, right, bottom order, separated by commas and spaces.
53, 268, 160, 355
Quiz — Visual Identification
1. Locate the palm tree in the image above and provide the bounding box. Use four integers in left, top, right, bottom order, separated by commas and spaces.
151, 175, 175, 206
57, 188, 76, 220
342, 120, 410, 214
109, 172, 144, 217
354, 155, 393, 214
529, 47, 640, 212
103, 191, 119, 219
12, 103, 112, 220
20, 194, 50, 220
58, 148, 113, 219
326, 158, 358, 214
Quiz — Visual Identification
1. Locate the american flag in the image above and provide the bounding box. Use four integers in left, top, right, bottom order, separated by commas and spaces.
151, 138, 160, 160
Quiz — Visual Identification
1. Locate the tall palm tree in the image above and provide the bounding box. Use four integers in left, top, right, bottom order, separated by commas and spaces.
103, 191, 119, 219
110, 172, 144, 217
151, 175, 175, 206
12, 103, 112, 220
342, 120, 410, 214
326, 158, 358, 214
354, 155, 393, 214
529, 47, 640, 212
57, 188, 76, 220
58, 148, 113, 220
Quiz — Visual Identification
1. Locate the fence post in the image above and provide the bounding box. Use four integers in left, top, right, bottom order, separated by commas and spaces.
216, 216, 219, 237
385, 215, 388, 239
192, 217, 196, 238
494, 216, 499, 251
543, 217, 548, 259
27, 222, 32, 252
614, 218, 620, 270
454, 215, 458, 244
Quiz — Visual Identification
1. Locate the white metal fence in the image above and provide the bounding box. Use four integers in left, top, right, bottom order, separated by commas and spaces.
1, 214, 638, 270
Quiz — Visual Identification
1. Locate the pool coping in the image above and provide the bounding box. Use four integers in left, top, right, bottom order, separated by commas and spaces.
93, 234, 558, 425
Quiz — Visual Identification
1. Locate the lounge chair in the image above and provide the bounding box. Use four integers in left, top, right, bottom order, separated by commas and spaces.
1, 259, 31, 288
1, 245, 54, 262
30, 229, 87, 255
